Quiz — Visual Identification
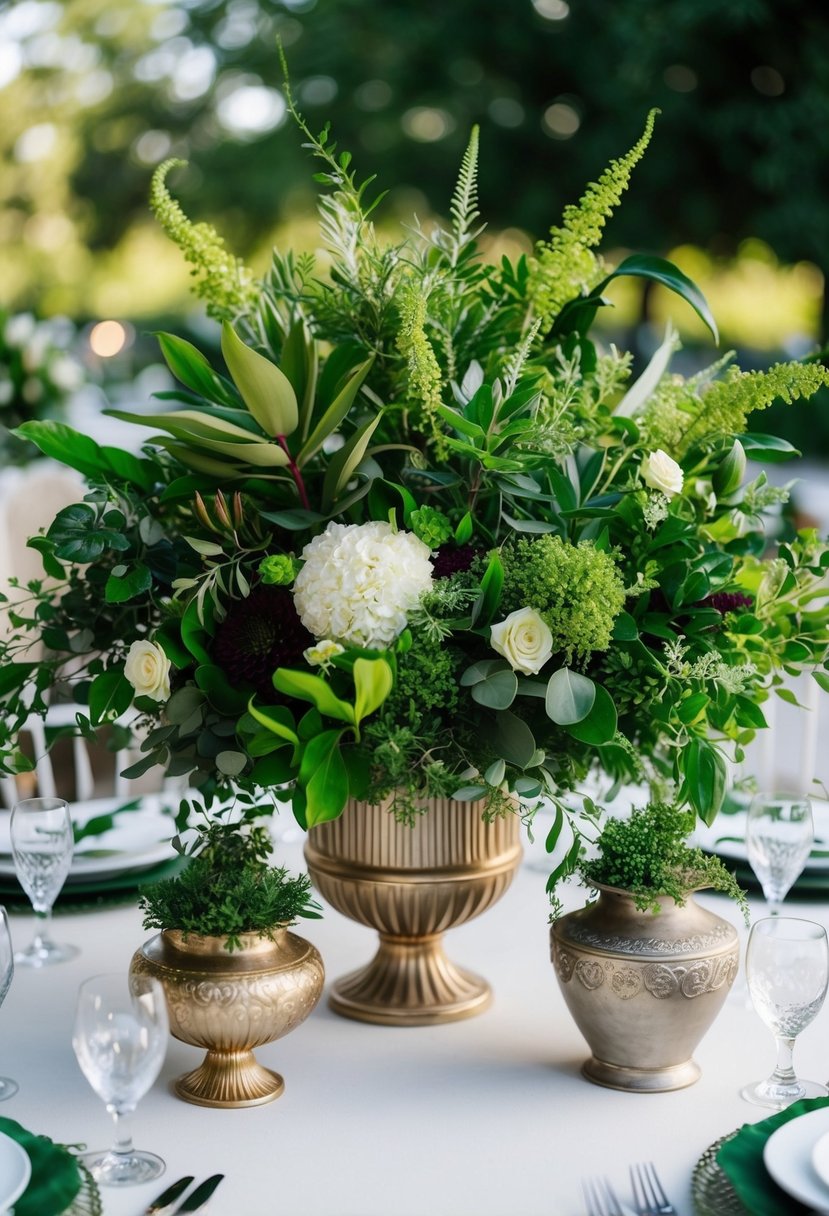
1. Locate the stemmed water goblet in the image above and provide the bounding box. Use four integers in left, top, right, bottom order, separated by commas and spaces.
0, 908, 18, 1100
10, 796, 78, 966
72, 972, 169, 1186
746, 792, 813, 916
741, 916, 829, 1108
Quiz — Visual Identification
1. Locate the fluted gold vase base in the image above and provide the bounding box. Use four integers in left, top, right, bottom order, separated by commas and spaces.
174, 1050, 285, 1109
582, 1054, 701, 1094
329, 932, 491, 1026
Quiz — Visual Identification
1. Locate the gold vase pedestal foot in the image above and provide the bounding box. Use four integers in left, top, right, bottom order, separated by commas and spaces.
329, 932, 491, 1026
174, 1050, 285, 1109
306, 796, 522, 1027
582, 1054, 701, 1094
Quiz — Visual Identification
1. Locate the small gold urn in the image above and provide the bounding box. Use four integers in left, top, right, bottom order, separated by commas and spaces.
551, 884, 739, 1092
305, 795, 522, 1026
130, 928, 324, 1108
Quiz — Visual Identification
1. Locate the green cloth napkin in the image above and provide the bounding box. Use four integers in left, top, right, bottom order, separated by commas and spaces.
0, 1115, 83, 1216
717, 1095, 829, 1215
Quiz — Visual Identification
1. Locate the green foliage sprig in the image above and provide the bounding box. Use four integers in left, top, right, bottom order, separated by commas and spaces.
139, 813, 321, 952
580, 802, 749, 920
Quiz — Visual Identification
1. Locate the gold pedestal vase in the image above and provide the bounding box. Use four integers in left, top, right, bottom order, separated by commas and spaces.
551, 885, 739, 1093
130, 928, 324, 1108
305, 796, 522, 1026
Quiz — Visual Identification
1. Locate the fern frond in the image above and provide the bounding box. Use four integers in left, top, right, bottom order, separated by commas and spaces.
149, 159, 258, 322
503, 319, 542, 396
528, 109, 660, 329
448, 125, 482, 265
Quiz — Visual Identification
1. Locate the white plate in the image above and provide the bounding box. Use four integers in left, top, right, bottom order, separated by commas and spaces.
814, 1128, 829, 1188
0, 1130, 31, 1214
0, 796, 176, 884
692, 798, 829, 873
764, 1107, 829, 1213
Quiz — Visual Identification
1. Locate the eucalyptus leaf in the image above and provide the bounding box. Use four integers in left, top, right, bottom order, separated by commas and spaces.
545, 668, 596, 725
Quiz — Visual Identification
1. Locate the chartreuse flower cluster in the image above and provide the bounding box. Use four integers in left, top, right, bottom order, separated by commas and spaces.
1, 88, 828, 908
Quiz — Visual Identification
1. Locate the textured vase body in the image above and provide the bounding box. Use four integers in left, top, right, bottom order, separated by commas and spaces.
130, 928, 324, 1108
551, 886, 739, 1092
305, 797, 522, 1026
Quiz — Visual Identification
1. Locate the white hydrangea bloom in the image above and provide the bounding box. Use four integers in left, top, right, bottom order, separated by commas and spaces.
293, 521, 433, 649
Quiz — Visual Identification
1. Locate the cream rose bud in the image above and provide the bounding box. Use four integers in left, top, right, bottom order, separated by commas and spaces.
641, 449, 684, 498
124, 640, 172, 702
490, 608, 554, 676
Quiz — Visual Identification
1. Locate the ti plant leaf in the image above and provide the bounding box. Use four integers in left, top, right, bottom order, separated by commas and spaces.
221, 321, 299, 438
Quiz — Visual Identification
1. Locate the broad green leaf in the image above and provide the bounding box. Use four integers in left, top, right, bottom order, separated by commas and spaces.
353, 657, 394, 724
86, 671, 132, 724
567, 685, 617, 744
156, 442, 245, 478
301, 729, 349, 826
470, 669, 518, 710
676, 692, 710, 725
273, 668, 355, 723
602, 254, 718, 343
15, 421, 156, 491
738, 433, 801, 462
221, 321, 298, 437
104, 564, 152, 604
682, 737, 726, 825
296, 356, 374, 466
184, 536, 225, 557
321, 413, 382, 509
0, 663, 35, 699
155, 332, 240, 407
611, 612, 639, 642
250, 753, 295, 786
194, 664, 249, 715
545, 668, 596, 725
454, 512, 473, 543
496, 710, 537, 768
165, 686, 206, 725
545, 805, 565, 853
472, 552, 504, 626
247, 700, 300, 746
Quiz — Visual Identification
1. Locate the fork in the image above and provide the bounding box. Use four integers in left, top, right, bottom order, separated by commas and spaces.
583, 1175, 626, 1216
630, 1162, 676, 1216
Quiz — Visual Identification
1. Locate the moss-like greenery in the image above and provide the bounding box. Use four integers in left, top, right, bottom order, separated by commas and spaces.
139, 817, 320, 952
581, 802, 749, 921
501, 534, 625, 664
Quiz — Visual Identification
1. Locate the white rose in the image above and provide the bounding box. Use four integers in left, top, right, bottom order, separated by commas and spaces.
641, 449, 684, 498
490, 607, 554, 675
124, 640, 171, 702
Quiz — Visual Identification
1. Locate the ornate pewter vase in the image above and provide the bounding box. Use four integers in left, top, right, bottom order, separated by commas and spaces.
130, 928, 324, 1108
551, 884, 738, 1092
305, 796, 522, 1026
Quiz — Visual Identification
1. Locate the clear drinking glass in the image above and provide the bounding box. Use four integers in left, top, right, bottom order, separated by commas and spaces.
10, 797, 78, 966
72, 972, 168, 1186
746, 793, 813, 915
741, 916, 829, 1108
0, 909, 18, 1100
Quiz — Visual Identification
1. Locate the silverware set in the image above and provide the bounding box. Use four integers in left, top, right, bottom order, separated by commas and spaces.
584, 1163, 676, 1216
145, 1173, 224, 1215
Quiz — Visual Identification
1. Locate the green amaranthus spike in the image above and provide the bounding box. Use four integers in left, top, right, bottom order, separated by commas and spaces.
396, 282, 446, 452
644, 360, 829, 456
150, 159, 258, 321
528, 109, 660, 329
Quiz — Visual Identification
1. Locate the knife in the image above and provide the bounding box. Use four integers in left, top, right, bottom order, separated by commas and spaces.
145, 1176, 195, 1215
173, 1174, 225, 1214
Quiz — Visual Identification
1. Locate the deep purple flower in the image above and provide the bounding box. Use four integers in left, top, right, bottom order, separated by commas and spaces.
432, 544, 479, 580
703, 592, 754, 615
212, 584, 313, 700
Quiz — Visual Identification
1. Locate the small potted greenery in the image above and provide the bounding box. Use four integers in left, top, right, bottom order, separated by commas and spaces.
551, 803, 748, 1094
130, 812, 325, 1109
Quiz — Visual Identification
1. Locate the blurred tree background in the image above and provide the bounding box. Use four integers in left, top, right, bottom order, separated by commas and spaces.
1, 0, 828, 449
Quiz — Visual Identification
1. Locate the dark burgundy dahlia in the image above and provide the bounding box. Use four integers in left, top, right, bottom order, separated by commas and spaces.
703, 592, 754, 615
212, 584, 313, 700
431, 543, 479, 580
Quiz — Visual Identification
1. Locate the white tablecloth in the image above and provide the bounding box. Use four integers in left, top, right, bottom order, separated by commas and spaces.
3, 831, 825, 1216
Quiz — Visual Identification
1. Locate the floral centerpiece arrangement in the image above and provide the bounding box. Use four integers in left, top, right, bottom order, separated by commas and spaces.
0, 312, 86, 465
1, 84, 829, 909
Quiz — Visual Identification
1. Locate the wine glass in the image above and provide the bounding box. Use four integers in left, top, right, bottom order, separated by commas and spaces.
72, 972, 169, 1186
10, 796, 78, 966
0, 909, 18, 1100
746, 792, 813, 916
741, 917, 829, 1108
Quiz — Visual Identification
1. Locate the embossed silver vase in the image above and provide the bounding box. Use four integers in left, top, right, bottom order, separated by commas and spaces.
551, 884, 739, 1092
